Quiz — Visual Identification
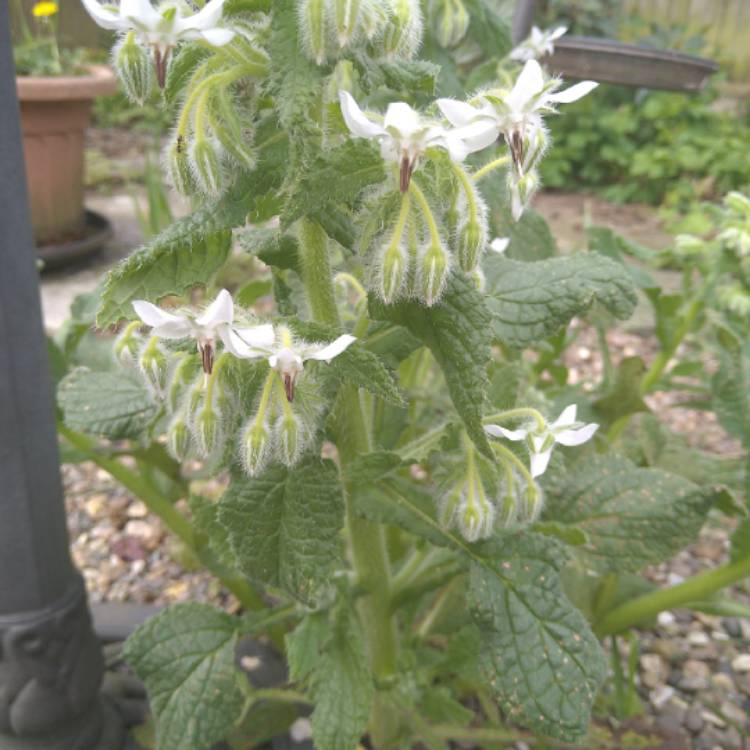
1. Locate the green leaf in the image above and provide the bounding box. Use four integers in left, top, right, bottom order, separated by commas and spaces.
188, 494, 239, 570
467, 534, 606, 742
344, 450, 404, 485
58, 369, 157, 439
123, 603, 244, 750
97, 228, 231, 327
328, 345, 404, 406
483, 253, 637, 348
593, 356, 649, 424
164, 44, 211, 104
712, 342, 750, 447
97, 118, 287, 327
217, 459, 344, 601
238, 226, 299, 271
730, 519, 750, 563
544, 454, 714, 573
283, 140, 385, 228
504, 209, 558, 261
369, 272, 493, 457
288, 607, 373, 750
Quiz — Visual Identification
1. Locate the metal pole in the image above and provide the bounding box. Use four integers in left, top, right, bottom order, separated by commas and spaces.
0, 4, 124, 747
511, 0, 535, 44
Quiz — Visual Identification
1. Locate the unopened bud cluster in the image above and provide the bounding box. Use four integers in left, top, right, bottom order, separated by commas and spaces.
297, 0, 422, 65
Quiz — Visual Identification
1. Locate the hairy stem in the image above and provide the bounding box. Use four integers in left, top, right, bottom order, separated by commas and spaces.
472, 155, 510, 182
58, 425, 265, 612
297, 221, 400, 749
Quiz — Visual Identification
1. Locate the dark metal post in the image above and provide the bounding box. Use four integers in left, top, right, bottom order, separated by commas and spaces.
0, 5, 124, 748
511, 0, 535, 44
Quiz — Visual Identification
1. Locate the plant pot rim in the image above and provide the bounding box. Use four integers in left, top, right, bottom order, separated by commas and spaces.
16, 64, 118, 102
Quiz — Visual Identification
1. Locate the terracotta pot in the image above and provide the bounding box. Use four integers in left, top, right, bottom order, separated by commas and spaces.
15, 65, 117, 246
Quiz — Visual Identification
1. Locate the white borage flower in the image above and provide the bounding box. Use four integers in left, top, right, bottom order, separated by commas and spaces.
339, 90, 498, 192
232, 324, 356, 401
490, 237, 510, 254
80, 0, 235, 86
438, 60, 597, 171
484, 404, 598, 478
132, 288, 273, 374
509, 25, 567, 62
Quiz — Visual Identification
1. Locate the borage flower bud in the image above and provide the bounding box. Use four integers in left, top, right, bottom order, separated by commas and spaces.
456, 218, 486, 272
467, 266, 485, 293
382, 0, 423, 59
167, 356, 197, 414
359, 0, 390, 39
334, 0, 361, 47
241, 420, 271, 477
275, 414, 303, 467
378, 240, 409, 303
165, 134, 196, 196
167, 415, 191, 461
190, 138, 225, 197
456, 494, 495, 543
114, 321, 142, 366
496, 490, 518, 528
418, 240, 450, 307
517, 480, 544, 525
298, 0, 328, 65
433, 0, 469, 48
193, 406, 223, 457
113, 31, 152, 104
508, 169, 540, 221
139, 337, 169, 395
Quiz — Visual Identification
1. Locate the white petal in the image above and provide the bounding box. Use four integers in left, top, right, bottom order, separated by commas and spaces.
551, 404, 577, 429
484, 424, 527, 441
555, 423, 599, 447
305, 334, 357, 362
234, 323, 276, 349
549, 26, 567, 41
183, 0, 226, 30
439, 131, 470, 163
511, 59, 545, 107
436, 98, 481, 127
120, 0, 161, 27
133, 300, 189, 329
384, 101, 422, 137
530, 448, 552, 478
195, 289, 234, 328
80, 0, 128, 29
450, 120, 500, 153
339, 91, 385, 139
547, 80, 598, 104
268, 354, 278, 368
490, 237, 509, 254
218, 326, 266, 359
196, 27, 235, 45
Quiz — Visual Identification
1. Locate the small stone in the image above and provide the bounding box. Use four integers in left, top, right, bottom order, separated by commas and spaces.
688, 630, 710, 646
722, 726, 743, 749
702, 710, 727, 728
111, 535, 147, 562
649, 685, 675, 709
723, 618, 742, 638
720, 700, 747, 727
127, 500, 149, 518
240, 655, 262, 672
290, 718, 312, 742
685, 706, 704, 733
684, 659, 711, 679
711, 672, 735, 692
84, 493, 108, 517
732, 654, 750, 673
656, 611, 676, 627
641, 654, 668, 688
124, 519, 162, 551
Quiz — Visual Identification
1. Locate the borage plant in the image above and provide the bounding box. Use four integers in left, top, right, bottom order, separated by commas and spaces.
58, 2, 740, 748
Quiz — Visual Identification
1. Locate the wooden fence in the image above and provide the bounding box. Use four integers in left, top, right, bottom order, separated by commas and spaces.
625, 0, 750, 81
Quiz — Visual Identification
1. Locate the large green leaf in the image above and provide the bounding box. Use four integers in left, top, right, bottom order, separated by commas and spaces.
217, 459, 344, 601
712, 342, 750, 447
283, 140, 385, 229
468, 534, 606, 742
544, 454, 714, 573
123, 603, 244, 750
369, 272, 493, 457
287, 607, 373, 750
483, 253, 637, 348
58, 368, 157, 439
327, 345, 404, 406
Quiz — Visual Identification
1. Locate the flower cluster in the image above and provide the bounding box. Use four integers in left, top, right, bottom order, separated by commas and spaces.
297, 0, 422, 65
117, 289, 355, 471
82, 0, 236, 90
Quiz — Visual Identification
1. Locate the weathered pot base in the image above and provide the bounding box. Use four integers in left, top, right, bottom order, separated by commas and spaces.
37, 210, 112, 271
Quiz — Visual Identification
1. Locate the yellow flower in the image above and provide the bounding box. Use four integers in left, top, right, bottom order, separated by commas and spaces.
32, 1, 59, 17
